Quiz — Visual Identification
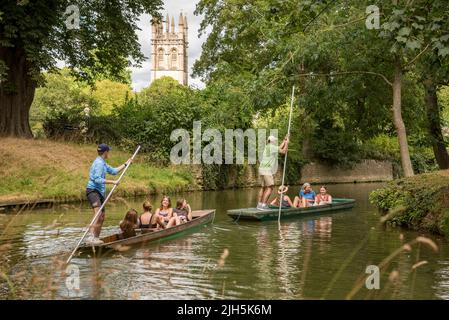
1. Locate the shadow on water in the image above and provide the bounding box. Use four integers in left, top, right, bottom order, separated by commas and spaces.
1, 182, 449, 299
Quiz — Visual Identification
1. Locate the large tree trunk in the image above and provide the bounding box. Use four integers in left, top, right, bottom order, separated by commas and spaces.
392, 59, 414, 177
0, 47, 36, 138
423, 78, 449, 169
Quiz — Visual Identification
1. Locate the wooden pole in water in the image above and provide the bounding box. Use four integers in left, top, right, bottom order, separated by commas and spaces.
66, 145, 141, 264
278, 86, 295, 224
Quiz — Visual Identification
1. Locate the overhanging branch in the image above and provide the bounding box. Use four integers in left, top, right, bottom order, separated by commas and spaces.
292, 71, 393, 86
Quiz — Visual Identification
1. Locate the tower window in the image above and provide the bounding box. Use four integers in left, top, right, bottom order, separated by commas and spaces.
158, 48, 165, 69
171, 48, 177, 69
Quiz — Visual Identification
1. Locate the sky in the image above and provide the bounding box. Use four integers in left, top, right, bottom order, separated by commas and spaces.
130, 0, 208, 92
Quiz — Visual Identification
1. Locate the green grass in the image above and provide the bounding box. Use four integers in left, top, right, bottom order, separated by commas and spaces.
0, 138, 195, 204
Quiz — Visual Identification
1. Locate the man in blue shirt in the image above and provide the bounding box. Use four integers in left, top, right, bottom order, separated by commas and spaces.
85, 143, 132, 245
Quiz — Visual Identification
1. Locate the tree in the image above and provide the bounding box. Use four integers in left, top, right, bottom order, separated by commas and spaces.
90, 79, 134, 115
420, 57, 449, 169
0, 0, 162, 137
31, 68, 96, 122
194, 0, 449, 177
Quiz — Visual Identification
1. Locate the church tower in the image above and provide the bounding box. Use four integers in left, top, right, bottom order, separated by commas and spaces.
150, 13, 189, 86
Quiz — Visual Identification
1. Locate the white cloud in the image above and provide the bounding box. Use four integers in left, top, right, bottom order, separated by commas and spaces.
131, 0, 208, 92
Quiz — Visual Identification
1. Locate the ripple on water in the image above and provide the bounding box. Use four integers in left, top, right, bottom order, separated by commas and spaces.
2, 184, 449, 299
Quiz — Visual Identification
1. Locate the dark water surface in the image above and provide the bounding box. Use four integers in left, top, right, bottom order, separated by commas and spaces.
1, 183, 449, 299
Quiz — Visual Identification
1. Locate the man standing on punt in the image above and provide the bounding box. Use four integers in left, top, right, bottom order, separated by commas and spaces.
257, 134, 289, 210
85, 143, 132, 245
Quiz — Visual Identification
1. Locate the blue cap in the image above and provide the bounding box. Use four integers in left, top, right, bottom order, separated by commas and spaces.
97, 143, 111, 153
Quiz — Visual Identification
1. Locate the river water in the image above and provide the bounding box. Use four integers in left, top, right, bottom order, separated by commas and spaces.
1, 182, 449, 300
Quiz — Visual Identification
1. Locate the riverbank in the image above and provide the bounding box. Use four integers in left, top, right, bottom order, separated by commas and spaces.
1, 138, 395, 211
369, 170, 449, 237
0, 138, 195, 209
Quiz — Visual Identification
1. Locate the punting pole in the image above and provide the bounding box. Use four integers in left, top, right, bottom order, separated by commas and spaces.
66, 145, 141, 264
278, 86, 295, 225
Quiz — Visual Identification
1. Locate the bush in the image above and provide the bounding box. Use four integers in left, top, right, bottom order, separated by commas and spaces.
362, 134, 438, 175
369, 171, 449, 236
112, 78, 201, 163
310, 118, 362, 167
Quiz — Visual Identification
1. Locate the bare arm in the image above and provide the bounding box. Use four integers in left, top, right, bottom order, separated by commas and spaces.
286, 196, 293, 207
186, 204, 192, 221
279, 135, 289, 154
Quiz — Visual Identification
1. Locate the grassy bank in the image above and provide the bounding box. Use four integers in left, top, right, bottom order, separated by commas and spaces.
0, 138, 195, 205
369, 170, 449, 237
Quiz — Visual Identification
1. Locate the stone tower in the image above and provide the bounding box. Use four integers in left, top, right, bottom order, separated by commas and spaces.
150, 13, 189, 86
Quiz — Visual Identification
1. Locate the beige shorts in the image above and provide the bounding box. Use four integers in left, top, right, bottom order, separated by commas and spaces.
259, 174, 274, 187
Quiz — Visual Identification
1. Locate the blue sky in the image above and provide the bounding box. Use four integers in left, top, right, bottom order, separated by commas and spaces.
130, 0, 208, 91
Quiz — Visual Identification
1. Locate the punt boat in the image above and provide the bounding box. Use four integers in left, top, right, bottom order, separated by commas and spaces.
227, 198, 355, 221
77, 209, 215, 254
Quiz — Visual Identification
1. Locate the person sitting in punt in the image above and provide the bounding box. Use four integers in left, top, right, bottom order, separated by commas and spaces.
120, 209, 139, 239
139, 200, 165, 229
270, 185, 293, 208
155, 195, 176, 228
173, 198, 193, 225
314, 186, 332, 205
298, 183, 316, 207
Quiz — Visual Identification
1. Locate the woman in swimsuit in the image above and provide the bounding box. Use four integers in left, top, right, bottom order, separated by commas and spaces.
299, 183, 316, 207
173, 198, 193, 225
314, 186, 332, 205
119, 209, 139, 239
155, 196, 176, 228
139, 200, 165, 229
270, 185, 293, 208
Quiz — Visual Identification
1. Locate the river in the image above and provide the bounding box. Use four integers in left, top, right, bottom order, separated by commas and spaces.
1, 182, 448, 299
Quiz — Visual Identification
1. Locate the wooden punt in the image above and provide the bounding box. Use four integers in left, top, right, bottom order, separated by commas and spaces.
227, 198, 355, 221
77, 209, 215, 254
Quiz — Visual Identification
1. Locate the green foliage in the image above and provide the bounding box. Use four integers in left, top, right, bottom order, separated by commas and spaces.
90, 79, 134, 115
410, 147, 439, 173
201, 164, 229, 190
369, 183, 407, 212
0, 0, 163, 81
193, 0, 449, 172
30, 69, 98, 139
113, 77, 201, 162
370, 171, 449, 236
31, 68, 136, 140
363, 134, 400, 161
310, 118, 362, 168
439, 86, 449, 125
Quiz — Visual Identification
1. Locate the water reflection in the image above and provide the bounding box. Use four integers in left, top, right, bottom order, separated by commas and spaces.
1, 183, 449, 299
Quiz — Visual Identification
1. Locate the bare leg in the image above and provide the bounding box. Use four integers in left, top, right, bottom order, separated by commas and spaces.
91, 207, 105, 238
258, 187, 265, 203
293, 196, 301, 208
262, 186, 273, 204
166, 217, 177, 228
155, 216, 165, 229
302, 197, 308, 208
